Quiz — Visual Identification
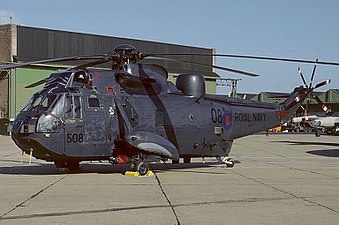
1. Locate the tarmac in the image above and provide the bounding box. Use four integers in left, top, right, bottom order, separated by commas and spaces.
0, 133, 338, 225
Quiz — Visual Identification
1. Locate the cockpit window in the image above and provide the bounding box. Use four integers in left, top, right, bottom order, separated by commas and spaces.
50, 95, 66, 117
41, 95, 57, 109
22, 93, 58, 112
64, 95, 82, 118
22, 95, 38, 112
31, 95, 43, 109
36, 94, 65, 133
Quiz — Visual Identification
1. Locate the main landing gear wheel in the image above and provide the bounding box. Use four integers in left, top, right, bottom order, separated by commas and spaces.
183, 156, 191, 163
172, 159, 179, 164
223, 157, 235, 168
136, 161, 149, 176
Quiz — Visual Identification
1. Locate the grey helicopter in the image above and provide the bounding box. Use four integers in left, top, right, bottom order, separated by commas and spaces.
0, 44, 336, 175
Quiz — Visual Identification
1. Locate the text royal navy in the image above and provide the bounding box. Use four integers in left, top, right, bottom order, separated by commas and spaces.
234, 113, 266, 122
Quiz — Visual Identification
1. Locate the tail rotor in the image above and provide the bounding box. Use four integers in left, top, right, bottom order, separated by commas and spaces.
297, 60, 332, 119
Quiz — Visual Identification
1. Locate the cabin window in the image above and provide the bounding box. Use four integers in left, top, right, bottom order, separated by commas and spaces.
88, 96, 100, 108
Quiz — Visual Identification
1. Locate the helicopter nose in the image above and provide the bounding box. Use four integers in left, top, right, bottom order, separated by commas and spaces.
11, 116, 25, 133
11, 132, 32, 153
12, 113, 38, 134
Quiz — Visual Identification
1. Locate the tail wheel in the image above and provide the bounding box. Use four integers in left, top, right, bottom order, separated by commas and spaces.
223, 157, 235, 168
226, 161, 235, 168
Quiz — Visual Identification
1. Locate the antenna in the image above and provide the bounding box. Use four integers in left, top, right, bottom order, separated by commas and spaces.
216, 78, 241, 98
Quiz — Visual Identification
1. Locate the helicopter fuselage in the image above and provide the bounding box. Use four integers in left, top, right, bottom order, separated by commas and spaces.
11, 64, 300, 168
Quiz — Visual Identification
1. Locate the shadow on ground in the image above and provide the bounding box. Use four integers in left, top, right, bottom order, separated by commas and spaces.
272, 140, 339, 157
306, 149, 339, 157
0, 161, 227, 175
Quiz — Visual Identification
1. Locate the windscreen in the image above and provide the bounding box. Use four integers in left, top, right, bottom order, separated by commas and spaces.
36, 94, 65, 133
22, 91, 58, 112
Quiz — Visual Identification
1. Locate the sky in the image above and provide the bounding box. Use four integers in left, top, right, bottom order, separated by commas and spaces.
1, 0, 339, 94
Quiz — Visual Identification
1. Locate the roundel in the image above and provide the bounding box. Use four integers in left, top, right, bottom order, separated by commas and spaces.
223, 111, 232, 130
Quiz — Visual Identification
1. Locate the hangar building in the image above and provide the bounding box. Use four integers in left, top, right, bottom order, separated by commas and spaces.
0, 24, 218, 121
238, 90, 339, 117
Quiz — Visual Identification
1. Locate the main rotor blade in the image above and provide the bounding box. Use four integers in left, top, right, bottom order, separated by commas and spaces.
0, 55, 111, 70
147, 53, 339, 66
73, 58, 112, 69
298, 67, 308, 88
309, 59, 318, 88
145, 56, 259, 77
313, 79, 331, 89
25, 78, 49, 88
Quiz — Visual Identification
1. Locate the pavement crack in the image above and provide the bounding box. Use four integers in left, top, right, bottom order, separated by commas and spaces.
231, 153, 339, 180
231, 170, 339, 215
0, 204, 168, 221
266, 161, 339, 179
175, 196, 292, 207
0, 174, 69, 220
154, 172, 181, 225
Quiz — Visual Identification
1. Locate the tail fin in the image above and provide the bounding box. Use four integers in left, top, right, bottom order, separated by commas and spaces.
278, 86, 308, 121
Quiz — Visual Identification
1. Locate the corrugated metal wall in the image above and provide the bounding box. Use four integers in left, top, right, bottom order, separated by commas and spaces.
17, 26, 214, 75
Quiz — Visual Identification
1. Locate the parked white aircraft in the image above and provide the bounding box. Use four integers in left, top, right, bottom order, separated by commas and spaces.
310, 116, 339, 134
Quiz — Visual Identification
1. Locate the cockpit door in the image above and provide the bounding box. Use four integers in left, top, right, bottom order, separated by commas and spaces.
63, 93, 114, 157
63, 94, 85, 156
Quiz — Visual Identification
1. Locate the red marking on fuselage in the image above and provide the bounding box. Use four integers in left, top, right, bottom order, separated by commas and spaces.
225, 115, 230, 126
88, 69, 101, 81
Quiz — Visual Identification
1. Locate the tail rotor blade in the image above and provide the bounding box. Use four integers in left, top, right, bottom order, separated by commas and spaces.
298, 67, 308, 88
312, 94, 330, 113
309, 59, 318, 88
314, 79, 331, 89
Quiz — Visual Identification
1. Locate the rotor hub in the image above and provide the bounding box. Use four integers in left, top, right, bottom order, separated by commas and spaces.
113, 44, 142, 64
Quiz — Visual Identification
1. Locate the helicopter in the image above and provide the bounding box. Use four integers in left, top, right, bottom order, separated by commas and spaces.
0, 44, 335, 175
